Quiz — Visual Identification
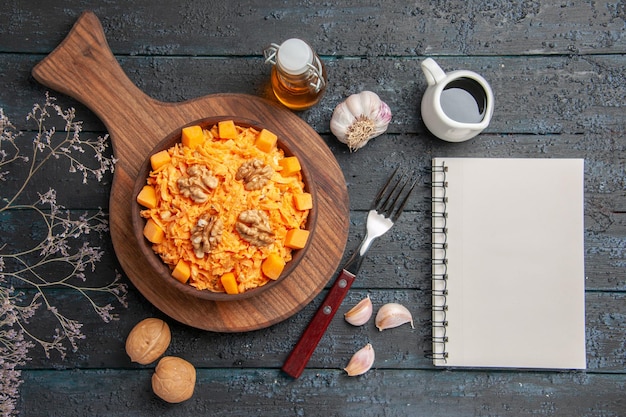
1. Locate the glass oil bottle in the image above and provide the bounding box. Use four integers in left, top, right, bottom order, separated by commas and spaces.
264, 38, 327, 111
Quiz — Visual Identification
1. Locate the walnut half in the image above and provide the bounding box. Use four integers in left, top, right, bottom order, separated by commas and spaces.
190, 214, 223, 258
235, 159, 273, 191
177, 165, 219, 203
235, 210, 274, 247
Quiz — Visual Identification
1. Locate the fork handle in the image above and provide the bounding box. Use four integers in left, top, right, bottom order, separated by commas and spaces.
282, 269, 356, 378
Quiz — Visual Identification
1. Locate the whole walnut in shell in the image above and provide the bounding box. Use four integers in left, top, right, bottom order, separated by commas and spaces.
125, 318, 171, 365
152, 356, 196, 403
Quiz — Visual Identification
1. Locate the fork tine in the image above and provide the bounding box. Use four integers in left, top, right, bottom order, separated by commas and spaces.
372, 167, 400, 209
377, 170, 408, 213
389, 178, 417, 221
373, 167, 417, 221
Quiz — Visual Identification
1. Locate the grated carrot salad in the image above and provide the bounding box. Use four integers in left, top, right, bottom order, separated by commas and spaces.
140, 123, 309, 293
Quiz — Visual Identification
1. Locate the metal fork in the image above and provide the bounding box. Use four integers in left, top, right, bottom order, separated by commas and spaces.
282, 167, 417, 378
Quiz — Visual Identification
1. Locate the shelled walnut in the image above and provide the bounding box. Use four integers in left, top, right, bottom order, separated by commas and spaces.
235, 209, 274, 246
190, 214, 223, 258
177, 164, 218, 203
235, 159, 273, 191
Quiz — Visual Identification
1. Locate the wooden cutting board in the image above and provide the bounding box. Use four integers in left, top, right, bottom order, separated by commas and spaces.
31, 11, 349, 332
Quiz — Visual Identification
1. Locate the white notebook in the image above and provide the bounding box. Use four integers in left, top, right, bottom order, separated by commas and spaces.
430, 158, 586, 369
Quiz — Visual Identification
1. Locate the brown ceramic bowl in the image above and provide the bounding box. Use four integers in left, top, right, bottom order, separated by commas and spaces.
131, 117, 317, 301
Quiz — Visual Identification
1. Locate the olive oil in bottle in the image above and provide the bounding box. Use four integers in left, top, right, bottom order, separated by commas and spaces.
264, 38, 327, 111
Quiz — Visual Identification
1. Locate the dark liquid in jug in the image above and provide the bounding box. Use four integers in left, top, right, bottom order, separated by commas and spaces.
440, 77, 487, 124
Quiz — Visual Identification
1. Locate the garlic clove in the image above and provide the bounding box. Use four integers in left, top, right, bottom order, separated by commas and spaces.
375, 303, 414, 331
344, 343, 375, 376
330, 91, 392, 152
344, 294, 373, 326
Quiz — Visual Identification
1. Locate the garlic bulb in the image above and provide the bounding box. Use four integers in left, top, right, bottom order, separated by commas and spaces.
344, 343, 375, 376
375, 303, 414, 331
344, 295, 373, 326
330, 91, 392, 152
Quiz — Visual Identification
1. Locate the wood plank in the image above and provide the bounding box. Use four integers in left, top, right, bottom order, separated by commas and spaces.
3, 199, 624, 293
2, 55, 626, 137
2, 128, 625, 211
16, 289, 626, 372
19, 368, 626, 416
0, 139, 113, 210
1, 1, 625, 56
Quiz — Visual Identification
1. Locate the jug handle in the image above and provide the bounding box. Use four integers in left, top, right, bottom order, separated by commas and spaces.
421, 58, 446, 86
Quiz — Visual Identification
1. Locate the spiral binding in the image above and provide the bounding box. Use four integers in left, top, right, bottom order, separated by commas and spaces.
426, 161, 449, 363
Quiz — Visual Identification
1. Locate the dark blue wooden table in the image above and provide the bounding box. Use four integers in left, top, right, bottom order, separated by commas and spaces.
1, 1, 624, 415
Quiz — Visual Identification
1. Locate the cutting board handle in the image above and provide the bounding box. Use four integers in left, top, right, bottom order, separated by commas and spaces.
31, 11, 166, 140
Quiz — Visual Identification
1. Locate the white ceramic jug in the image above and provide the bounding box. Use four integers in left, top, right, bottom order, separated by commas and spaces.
420, 58, 494, 142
